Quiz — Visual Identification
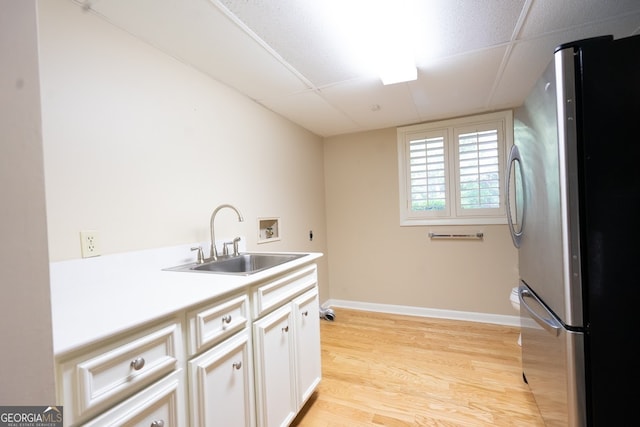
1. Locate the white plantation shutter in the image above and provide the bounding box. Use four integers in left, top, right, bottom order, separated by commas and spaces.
457, 129, 500, 210
398, 111, 511, 225
409, 136, 447, 212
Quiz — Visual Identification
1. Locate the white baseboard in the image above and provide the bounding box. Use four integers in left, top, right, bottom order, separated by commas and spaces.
321, 298, 520, 327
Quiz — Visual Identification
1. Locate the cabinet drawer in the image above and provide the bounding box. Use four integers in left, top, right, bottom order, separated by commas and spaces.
252, 264, 317, 318
83, 370, 186, 427
186, 293, 249, 356
58, 320, 183, 425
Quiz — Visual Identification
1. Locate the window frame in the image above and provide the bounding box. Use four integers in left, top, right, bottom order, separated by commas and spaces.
397, 110, 513, 226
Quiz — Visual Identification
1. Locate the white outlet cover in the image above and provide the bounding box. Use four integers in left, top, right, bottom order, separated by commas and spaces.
80, 231, 100, 258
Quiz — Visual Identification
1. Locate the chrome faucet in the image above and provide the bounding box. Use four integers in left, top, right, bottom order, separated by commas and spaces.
209, 204, 244, 260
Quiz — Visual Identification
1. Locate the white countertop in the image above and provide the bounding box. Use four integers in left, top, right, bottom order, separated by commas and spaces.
49, 244, 322, 356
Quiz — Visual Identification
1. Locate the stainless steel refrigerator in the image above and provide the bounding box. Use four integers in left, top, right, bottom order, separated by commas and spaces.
507, 34, 640, 426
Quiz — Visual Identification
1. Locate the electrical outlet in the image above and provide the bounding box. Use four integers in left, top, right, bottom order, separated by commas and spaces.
80, 231, 101, 258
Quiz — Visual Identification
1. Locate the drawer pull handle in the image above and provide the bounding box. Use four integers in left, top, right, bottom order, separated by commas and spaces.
282, 325, 289, 333
222, 314, 232, 324
150, 420, 165, 427
130, 357, 146, 371
232, 361, 242, 370
302, 310, 309, 316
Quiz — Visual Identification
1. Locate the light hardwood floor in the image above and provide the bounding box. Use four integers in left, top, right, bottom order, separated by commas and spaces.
292, 308, 545, 426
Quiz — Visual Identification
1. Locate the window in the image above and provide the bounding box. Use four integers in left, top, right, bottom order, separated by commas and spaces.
397, 111, 513, 225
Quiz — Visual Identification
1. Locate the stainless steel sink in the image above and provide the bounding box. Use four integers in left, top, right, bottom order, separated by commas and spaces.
164, 253, 305, 276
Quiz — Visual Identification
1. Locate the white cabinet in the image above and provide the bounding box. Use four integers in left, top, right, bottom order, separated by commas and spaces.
252, 265, 321, 427
186, 293, 254, 427
57, 318, 185, 427
55, 258, 322, 427
188, 330, 254, 426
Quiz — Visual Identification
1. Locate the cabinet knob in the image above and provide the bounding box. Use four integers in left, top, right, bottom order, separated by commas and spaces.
222, 314, 232, 324
232, 361, 242, 370
150, 421, 164, 427
302, 310, 309, 317
282, 325, 289, 333
130, 357, 145, 371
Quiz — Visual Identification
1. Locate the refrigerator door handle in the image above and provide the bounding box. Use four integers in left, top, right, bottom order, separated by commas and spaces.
520, 287, 562, 336
506, 145, 525, 248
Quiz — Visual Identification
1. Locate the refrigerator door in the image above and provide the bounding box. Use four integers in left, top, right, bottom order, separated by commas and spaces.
519, 283, 586, 427
513, 58, 570, 323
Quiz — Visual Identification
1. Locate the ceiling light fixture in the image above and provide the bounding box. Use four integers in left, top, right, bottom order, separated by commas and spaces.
378, 49, 417, 85
312, 0, 419, 85
371, 1, 418, 85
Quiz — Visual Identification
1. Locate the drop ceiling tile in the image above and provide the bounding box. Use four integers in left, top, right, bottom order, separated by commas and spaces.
412, 0, 526, 60
89, 0, 309, 100
260, 91, 361, 137
520, 0, 640, 38
491, 39, 557, 110
411, 46, 508, 122
218, 0, 367, 86
319, 77, 421, 130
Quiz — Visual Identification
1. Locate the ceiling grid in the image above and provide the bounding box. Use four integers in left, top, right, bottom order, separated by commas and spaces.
79, 0, 640, 136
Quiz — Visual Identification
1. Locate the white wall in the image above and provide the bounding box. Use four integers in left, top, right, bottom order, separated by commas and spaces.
0, 0, 56, 404
324, 128, 519, 315
37, 0, 329, 301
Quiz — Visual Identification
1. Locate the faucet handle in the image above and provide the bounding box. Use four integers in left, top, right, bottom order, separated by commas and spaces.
223, 241, 233, 256
191, 246, 205, 264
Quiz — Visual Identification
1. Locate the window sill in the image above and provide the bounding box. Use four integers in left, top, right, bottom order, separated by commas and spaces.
400, 217, 508, 226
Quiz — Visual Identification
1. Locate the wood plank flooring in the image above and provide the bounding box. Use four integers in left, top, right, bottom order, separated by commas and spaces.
292, 308, 545, 426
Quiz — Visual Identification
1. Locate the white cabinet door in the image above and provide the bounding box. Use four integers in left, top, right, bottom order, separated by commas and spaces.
188, 330, 254, 427
253, 304, 296, 427
293, 288, 322, 408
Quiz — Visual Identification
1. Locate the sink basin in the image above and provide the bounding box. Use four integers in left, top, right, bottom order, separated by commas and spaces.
165, 253, 305, 276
